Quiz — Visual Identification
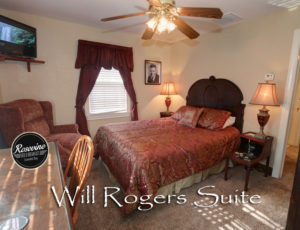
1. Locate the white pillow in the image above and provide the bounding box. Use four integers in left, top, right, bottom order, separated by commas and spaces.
222, 116, 236, 129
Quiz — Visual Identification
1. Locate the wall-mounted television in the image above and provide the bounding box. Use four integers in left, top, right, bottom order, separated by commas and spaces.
0, 15, 37, 58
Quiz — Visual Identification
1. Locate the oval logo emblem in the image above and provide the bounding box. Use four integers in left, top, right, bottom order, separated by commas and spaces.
11, 132, 48, 169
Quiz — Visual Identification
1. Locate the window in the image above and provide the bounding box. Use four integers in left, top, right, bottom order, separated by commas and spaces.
86, 68, 129, 120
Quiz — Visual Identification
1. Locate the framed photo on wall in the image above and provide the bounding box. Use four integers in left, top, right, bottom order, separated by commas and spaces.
145, 60, 162, 85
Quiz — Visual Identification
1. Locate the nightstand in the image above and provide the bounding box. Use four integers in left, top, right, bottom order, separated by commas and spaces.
224, 131, 273, 191
160, 111, 174, 118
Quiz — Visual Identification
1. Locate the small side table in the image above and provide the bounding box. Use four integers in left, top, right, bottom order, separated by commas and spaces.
160, 111, 174, 118
224, 132, 273, 191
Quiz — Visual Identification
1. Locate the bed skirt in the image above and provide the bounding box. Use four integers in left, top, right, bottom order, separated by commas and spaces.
102, 159, 232, 196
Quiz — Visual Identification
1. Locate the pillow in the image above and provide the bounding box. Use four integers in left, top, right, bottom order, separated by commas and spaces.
178, 107, 204, 128
222, 116, 236, 129
198, 108, 231, 130
172, 105, 199, 121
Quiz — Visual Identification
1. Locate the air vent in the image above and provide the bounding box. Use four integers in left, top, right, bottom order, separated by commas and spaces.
268, 0, 300, 9
215, 13, 242, 26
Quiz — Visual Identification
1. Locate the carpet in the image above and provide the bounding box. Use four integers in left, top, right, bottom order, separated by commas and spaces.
76, 150, 296, 230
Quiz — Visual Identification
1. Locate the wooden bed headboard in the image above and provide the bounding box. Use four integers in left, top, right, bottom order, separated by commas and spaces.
186, 76, 245, 132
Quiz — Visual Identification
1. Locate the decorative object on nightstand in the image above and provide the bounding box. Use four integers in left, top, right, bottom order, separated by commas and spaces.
249, 82, 279, 139
224, 132, 273, 191
160, 111, 174, 118
160, 82, 177, 112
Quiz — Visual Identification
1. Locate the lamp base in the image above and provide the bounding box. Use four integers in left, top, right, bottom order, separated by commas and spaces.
255, 105, 270, 139
165, 96, 171, 112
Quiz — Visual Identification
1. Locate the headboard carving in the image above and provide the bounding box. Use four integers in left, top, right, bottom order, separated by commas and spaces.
186, 76, 245, 132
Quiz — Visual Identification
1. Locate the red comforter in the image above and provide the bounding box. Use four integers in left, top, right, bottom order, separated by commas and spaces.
94, 118, 240, 215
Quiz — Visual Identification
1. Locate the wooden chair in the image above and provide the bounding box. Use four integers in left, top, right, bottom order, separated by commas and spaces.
63, 135, 94, 225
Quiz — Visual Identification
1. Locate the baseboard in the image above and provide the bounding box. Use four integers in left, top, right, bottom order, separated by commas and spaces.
254, 163, 273, 176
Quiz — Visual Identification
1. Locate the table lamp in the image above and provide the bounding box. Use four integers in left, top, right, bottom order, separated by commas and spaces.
160, 82, 177, 112
249, 82, 279, 139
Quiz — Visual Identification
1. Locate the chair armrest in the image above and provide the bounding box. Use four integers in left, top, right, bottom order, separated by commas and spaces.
0, 106, 24, 146
51, 124, 79, 134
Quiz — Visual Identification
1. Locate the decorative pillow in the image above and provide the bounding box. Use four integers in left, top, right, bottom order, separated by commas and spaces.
222, 116, 236, 129
178, 107, 204, 128
198, 108, 231, 130
172, 105, 199, 121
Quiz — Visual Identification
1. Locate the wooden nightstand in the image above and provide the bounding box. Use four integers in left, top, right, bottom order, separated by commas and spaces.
160, 112, 174, 118
224, 132, 273, 191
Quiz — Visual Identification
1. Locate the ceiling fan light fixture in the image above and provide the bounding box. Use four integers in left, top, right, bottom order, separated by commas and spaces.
167, 21, 176, 32
159, 16, 168, 27
156, 16, 176, 33
146, 17, 158, 30
157, 23, 165, 33
157, 16, 168, 33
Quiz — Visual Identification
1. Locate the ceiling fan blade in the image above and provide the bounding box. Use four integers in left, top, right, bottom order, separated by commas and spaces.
176, 7, 223, 19
101, 12, 148, 22
173, 17, 199, 39
147, 0, 162, 7
142, 27, 156, 40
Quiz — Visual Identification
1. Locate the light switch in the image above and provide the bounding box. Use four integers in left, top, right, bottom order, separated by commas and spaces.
265, 73, 275, 81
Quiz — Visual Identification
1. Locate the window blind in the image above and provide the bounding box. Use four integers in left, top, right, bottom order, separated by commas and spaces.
89, 68, 128, 115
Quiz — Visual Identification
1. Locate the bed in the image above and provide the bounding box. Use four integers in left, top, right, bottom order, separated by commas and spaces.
94, 76, 245, 215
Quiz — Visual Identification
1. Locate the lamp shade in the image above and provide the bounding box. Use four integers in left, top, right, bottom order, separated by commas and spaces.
160, 82, 177, 95
249, 83, 279, 106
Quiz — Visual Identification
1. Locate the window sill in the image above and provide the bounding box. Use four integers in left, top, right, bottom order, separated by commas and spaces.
86, 112, 130, 121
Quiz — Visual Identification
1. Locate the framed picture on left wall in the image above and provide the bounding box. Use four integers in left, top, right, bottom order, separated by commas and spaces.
145, 60, 162, 85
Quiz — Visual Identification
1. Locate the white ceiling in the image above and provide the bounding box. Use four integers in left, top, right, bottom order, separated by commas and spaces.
0, 0, 286, 42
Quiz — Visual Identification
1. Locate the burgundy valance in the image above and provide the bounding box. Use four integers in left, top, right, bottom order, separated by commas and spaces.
75, 40, 134, 71
74, 40, 138, 136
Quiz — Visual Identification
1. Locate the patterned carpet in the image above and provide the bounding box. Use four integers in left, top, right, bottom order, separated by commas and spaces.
76, 147, 297, 230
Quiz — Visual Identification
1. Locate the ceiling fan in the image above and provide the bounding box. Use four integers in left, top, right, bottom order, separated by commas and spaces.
101, 0, 223, 40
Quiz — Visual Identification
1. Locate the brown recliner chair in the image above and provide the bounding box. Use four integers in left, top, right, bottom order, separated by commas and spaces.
0, 99, 81, 168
